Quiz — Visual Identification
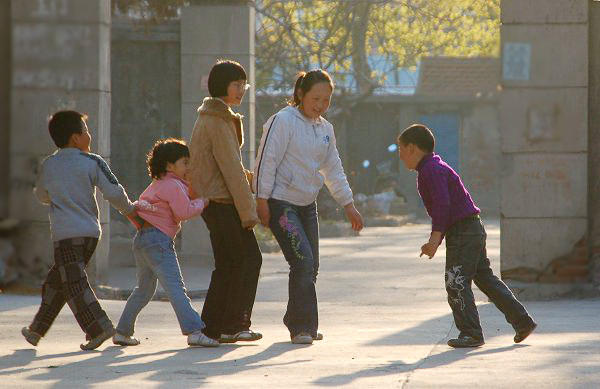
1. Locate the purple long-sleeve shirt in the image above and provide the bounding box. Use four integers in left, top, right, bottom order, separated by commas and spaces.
416, 153, 480, 235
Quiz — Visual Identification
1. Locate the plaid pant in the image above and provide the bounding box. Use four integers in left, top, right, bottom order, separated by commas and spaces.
29, 237, 114, 338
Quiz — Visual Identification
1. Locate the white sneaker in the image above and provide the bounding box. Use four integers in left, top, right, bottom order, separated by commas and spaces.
113, 333, 140, 346
188, 331, 219, 347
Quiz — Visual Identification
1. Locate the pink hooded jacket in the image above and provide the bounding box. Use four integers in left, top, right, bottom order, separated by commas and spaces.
135, 172, 207, 239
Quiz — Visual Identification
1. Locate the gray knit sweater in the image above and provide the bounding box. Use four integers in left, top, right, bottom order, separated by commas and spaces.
34, 148, 135, 242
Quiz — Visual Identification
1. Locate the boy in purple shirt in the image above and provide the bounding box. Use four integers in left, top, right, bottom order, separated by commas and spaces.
397, 124, 537, 348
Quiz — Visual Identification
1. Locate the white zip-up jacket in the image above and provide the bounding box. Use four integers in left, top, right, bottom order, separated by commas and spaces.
253, 105, 354, 207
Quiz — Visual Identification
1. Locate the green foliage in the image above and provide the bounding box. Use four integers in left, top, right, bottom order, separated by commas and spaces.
254, 0, 500, 94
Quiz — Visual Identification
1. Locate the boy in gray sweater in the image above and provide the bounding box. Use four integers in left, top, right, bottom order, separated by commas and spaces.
21, 110, 137, 350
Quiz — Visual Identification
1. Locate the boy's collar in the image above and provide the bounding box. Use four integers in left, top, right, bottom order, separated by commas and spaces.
58, 147, 84, 153
416, 152, 435, 171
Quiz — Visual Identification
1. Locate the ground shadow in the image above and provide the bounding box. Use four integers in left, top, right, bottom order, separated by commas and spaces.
313, 344, 529, 386
1, 341, 309, 388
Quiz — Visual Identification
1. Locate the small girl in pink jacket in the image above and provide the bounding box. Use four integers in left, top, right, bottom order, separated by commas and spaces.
113, 138, 216, 347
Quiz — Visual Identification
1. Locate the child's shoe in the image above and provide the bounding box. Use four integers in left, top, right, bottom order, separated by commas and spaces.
447, 336, 484, 348
113, 333, 140, 346
80, 327, 116, 350
21, 327, 41, 346
514, 320, 537, 343
291, 332, 313, 344
188, 331, 219, 347
219, 330, 262, 343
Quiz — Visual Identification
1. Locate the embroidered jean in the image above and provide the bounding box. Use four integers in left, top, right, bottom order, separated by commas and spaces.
445, 215, 533, 340
201, 202, 263, 339
30, 237, 114, 338
116, 227, 204, 336
268, 199, 319, 338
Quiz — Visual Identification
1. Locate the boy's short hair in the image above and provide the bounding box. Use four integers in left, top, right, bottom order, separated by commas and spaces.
48, 110, 88, 148
208, 59, 247, 98
398, 124, 435, 153
147, 138, 190, 179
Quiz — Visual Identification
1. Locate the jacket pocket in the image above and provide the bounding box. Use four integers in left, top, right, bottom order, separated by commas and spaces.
276, 167, 294, 188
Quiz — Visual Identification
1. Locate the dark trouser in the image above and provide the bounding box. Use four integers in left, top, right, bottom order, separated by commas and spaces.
29, 237, 114, 338
445, 215, 534, 341
201, 202, 263, 339
268, 199, 319, 338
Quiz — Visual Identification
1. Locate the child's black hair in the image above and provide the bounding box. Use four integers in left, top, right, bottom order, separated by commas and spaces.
207, 59, 247, 98
398, 124, 435, 153
147, 138, 190, 179
290, 69, 334, 106
48, 110, 88, 148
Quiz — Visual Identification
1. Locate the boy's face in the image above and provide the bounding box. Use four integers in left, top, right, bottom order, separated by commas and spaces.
71, 121, 91, 152
398, 141, 420, 171
167, 156, 189, 180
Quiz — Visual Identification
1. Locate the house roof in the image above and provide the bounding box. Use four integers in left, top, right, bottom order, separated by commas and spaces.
416, 57, 500, 98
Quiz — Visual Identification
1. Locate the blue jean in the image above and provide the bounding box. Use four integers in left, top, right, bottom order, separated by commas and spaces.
116, 227, 204, 336
445, 215, 533, 340
268, 199, 319, 338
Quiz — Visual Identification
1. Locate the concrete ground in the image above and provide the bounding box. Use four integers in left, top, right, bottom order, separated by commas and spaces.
1, 220, 599, 388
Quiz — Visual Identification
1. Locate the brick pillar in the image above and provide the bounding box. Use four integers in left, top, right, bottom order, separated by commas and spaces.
179, 1, 256, 266
10, 0, 111, 284
499, 0, 589, 291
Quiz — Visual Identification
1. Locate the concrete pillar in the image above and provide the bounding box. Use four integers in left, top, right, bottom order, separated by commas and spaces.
179, 1, 256, 266
10, 0, 111, 284
500, 0, 589, 290
0, 1, 11, 219
590, 0, 600, 283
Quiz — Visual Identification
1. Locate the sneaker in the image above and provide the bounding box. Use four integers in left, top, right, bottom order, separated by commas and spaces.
514, 321, 537, 343
313, 332, 323, 341
188, 331, 219, 347
447, 336, 484, 348
113, 333, 140, 346
21, 327, 41, 347
291, 332, 314, 345
80, 327, 116, 350
219, 330, 262, 344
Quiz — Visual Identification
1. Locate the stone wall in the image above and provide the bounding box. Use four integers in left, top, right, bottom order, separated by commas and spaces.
10, 0, 112, 284
500, 0, 589, 286
108, 18, 181, 267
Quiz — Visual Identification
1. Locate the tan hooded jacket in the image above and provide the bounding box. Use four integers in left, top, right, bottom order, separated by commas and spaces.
188, 97, 258, 228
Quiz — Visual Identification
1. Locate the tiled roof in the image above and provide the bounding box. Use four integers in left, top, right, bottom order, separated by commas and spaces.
415, 57, 500, 98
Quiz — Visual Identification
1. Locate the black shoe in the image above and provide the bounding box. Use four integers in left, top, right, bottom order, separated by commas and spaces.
447, 336, 484, 348
514, 321, 537, 343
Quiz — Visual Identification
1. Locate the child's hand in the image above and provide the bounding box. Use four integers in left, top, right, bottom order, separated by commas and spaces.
256, 198, 270, 227
126, 211, 145, 230
420, 231, 442, 259
189, 185, 199, 200
344, 202, 364, 232
420, 242, 439, 259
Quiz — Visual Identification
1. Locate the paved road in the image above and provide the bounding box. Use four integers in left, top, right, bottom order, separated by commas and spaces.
1, 221, 599, 388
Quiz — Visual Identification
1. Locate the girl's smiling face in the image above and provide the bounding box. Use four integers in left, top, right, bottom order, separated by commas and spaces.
298, 82, 332, 119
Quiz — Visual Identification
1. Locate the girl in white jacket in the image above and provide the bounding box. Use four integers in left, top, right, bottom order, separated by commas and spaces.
253, 69, 363, 344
